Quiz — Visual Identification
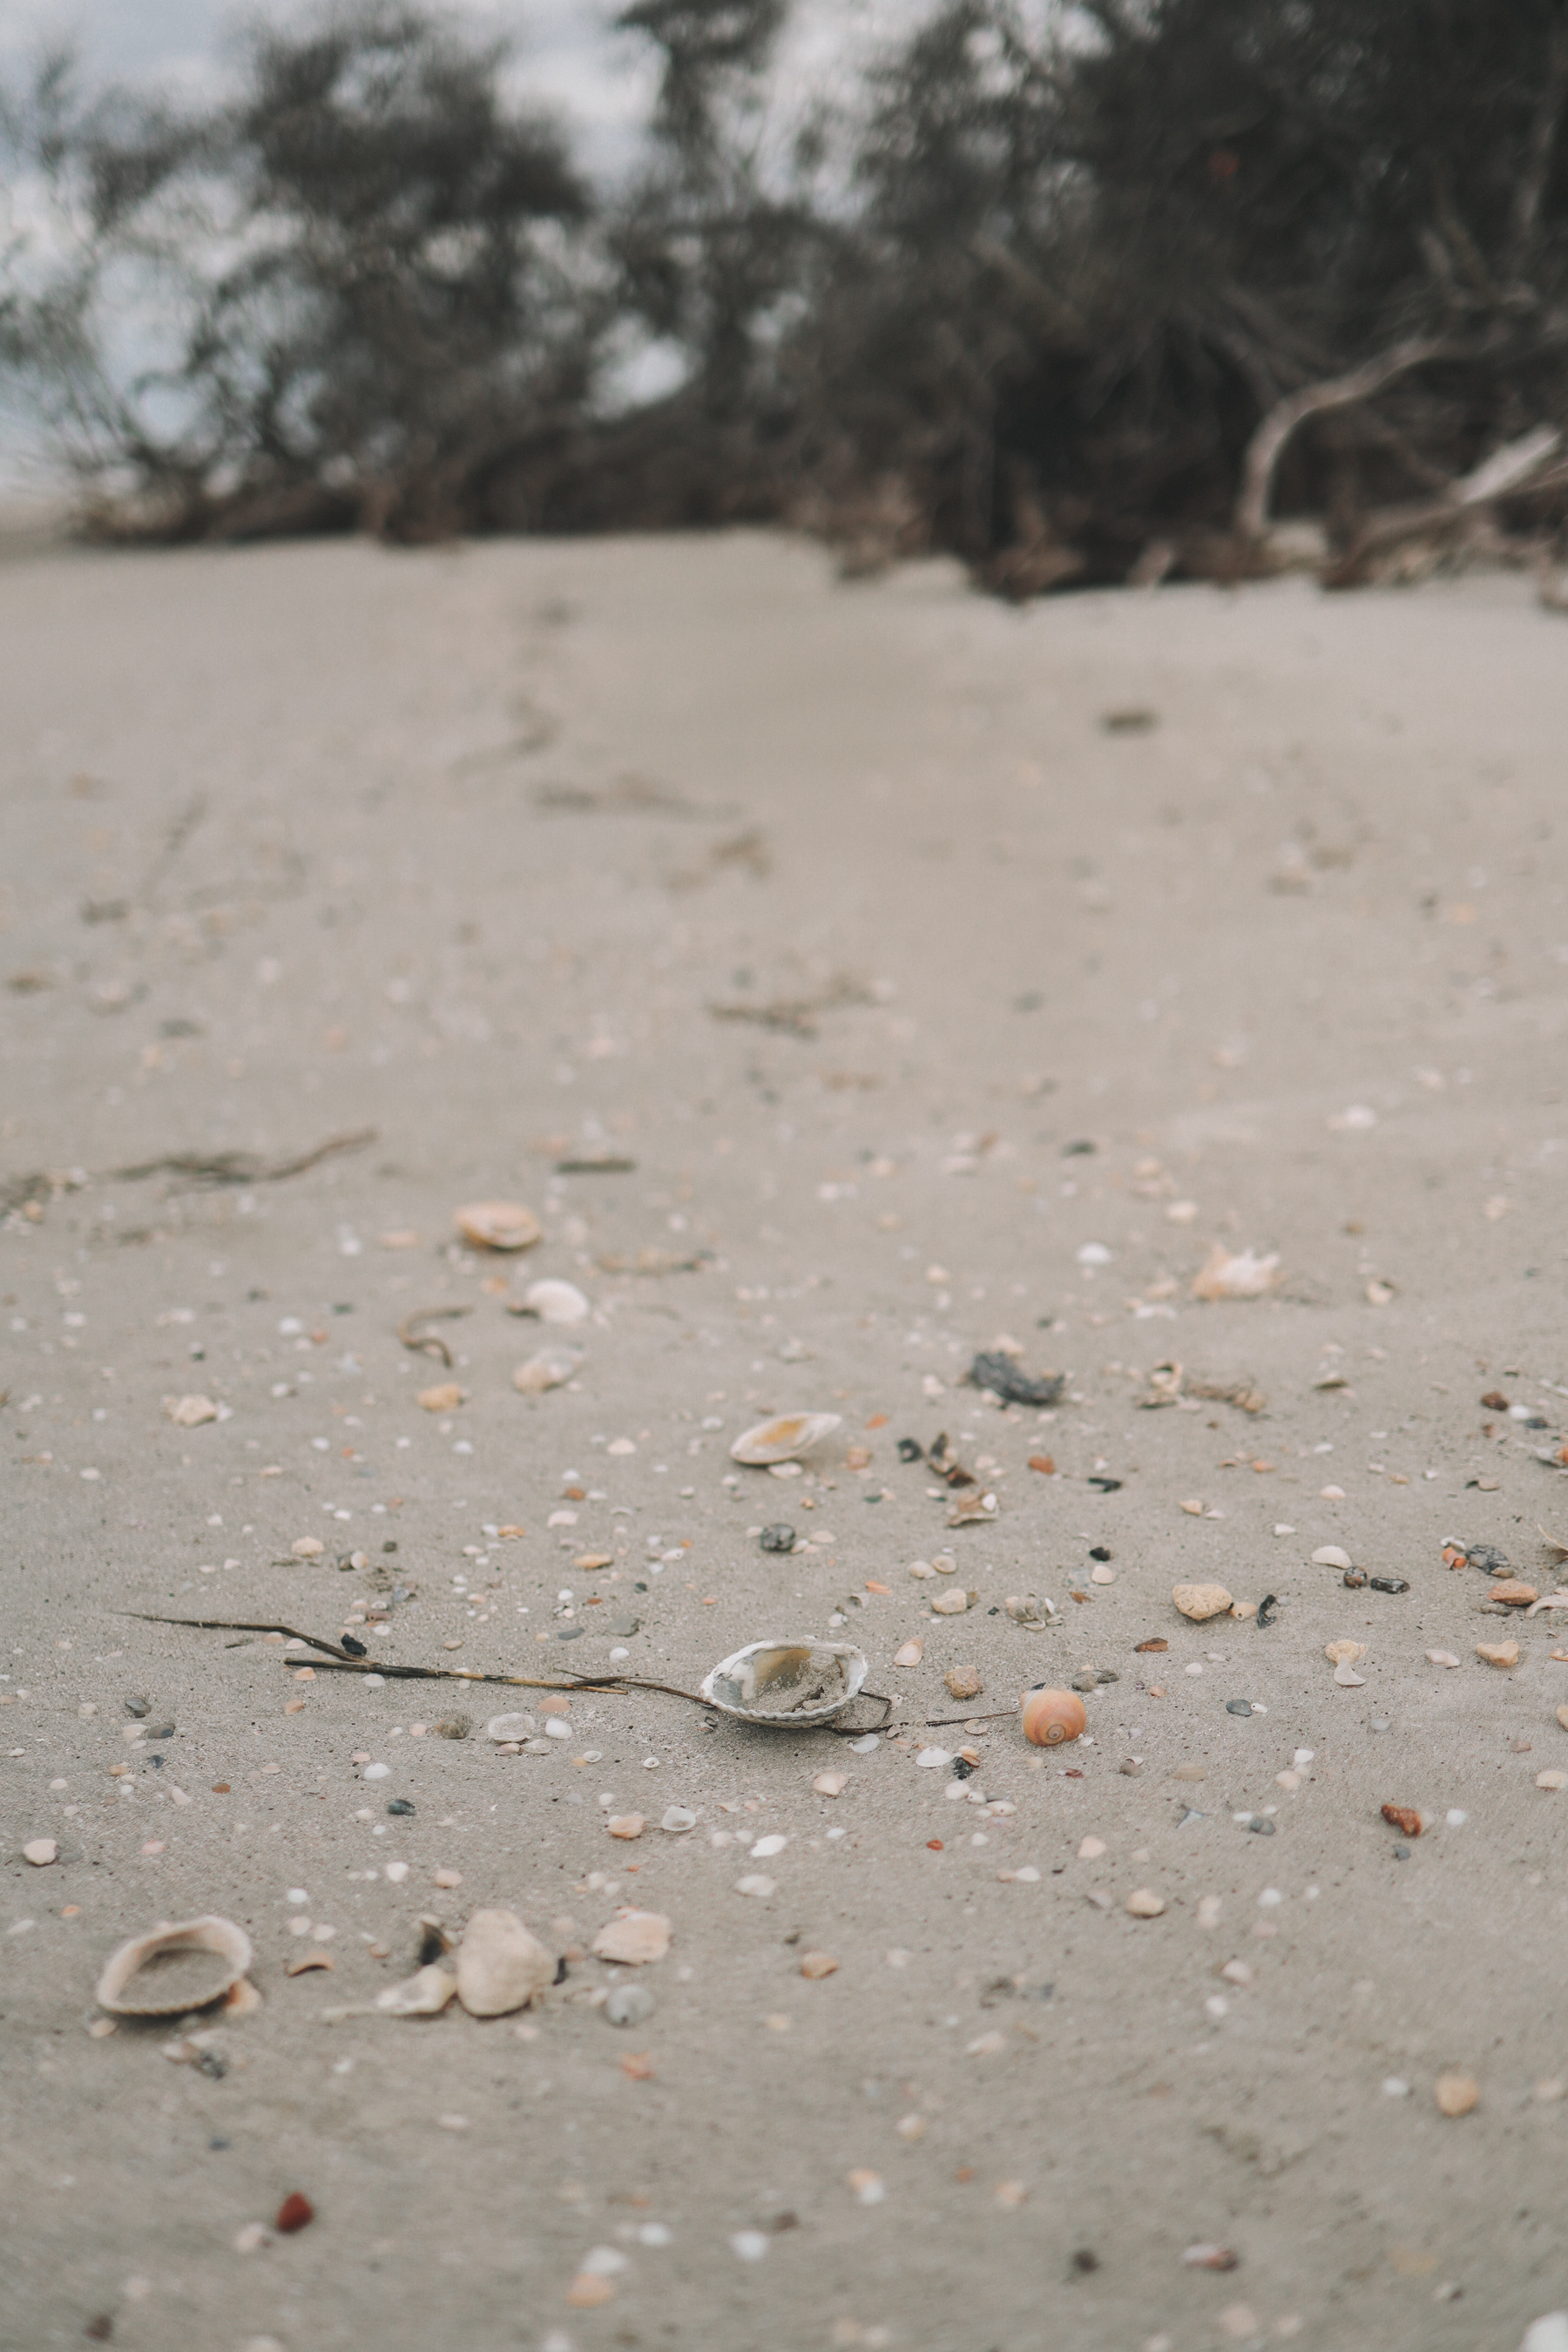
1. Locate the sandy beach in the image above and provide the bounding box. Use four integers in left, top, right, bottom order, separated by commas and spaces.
3, 527, 1568, 2350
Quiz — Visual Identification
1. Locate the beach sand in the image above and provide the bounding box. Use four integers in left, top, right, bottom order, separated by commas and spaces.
3, 528, 1567, 2349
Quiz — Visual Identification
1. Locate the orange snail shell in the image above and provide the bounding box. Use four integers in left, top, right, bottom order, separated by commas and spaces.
1020, 1686, 1087, 1747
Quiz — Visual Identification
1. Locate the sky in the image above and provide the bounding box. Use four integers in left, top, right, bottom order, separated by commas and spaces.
0, 1, 922, 179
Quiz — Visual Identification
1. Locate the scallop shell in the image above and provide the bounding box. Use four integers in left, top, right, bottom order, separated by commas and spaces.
729, 1413, 843, 1466
96, 1916, 253, 2017
1020, 1686, 1087, 1747
700, 1639, 868, 1727
454, 1200, 543, 1252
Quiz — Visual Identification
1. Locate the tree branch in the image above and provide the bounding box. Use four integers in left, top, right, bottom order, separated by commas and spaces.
1234, 337, 1452, 540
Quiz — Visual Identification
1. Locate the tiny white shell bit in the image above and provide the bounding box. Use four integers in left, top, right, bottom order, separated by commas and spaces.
729, 1413, 843, 1466
700, 1639, 868, 1727
512, 1347, 582, 1396
96, 1916, 253, 2017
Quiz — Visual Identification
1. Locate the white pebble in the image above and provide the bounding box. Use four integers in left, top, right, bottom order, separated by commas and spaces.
362, 1762, 390, 1780
731, 2232, 769, 2261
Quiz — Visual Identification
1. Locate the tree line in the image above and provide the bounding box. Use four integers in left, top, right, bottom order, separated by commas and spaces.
3, 0, 1568, 591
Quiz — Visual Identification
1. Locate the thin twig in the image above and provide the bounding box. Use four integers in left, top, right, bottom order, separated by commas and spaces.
396, 1305, 472, 1366
105, 1128, 376, 1188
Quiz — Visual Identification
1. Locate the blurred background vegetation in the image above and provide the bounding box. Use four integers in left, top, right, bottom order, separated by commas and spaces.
4, 0, 1568, 591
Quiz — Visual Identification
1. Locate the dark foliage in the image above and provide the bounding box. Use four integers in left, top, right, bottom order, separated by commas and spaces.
4, 0, 1568, 583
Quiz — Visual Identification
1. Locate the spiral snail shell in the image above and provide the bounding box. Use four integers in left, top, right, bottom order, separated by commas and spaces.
1020, 1686, 1087, 1747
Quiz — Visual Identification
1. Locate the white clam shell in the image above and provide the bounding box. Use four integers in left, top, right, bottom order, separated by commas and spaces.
729, 1412, 843, 1466
519, 1278, 591, 1324
454, 1200, 542, 1252
455, 1909, 554, 2017
486, 1713, 537, 1742
96, 1915, 253, 2017
700, 1639, 868, 1727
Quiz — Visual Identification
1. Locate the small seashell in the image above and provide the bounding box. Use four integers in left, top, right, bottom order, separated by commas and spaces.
1535, 1770, 1568, 1791
487, 1713, 536, 1742
1182, 2244, 1240, 2270
416, 1382, 465, 1413
290, 1537, 324, 1559
700, 1639, 867, 1726
659, 1806, 698, 1833
1381, 1804, 1422, 1837
1020, 1687, 1087, 1747
97, 1916, 253, 2017
729, 1412, 843, 1466
165, 1394, 219, 1426
800, 1951, 839, 1979
512, 1347, 581, 1395
1324, 1640, 1368, 1665
916, 1747, 951, 1767
1190, 1244, 1281, 1301
517, 1277, 591, 1324
1173, 1583, 1233, 1621
1312, 1546, 1353, 1570
944, 1666, 983, 1701
375, 1963, 458, 2016
285, 1950, 334, 1976
1427, 1649, 1461, 1668
1125, 1889, 1166, 1917
1004, 1594, 1056, 1628
893, 1639, 924, 1667
591, 1909, 670, 1965
606, 1815, 645, 1840
456, 1909, 553, 2017
930, 1587, 971, 1616
812, 1772, 848, 1797
454, 1200, 542, 1252
605, 1981, 656, 2028
1334, 1662, 1366, 1686
1558, 1705, 1568, 1731
1476, 1641, 1521, 1668
1434, 2072, 1479, 2118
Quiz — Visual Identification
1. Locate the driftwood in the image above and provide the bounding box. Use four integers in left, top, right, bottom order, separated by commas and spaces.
1235, 338, 1453, 541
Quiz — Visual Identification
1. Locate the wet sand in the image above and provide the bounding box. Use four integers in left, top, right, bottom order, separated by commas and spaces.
3, 529, 1567, 2350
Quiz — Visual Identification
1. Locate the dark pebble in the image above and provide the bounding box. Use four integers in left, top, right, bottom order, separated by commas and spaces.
387, 1799, 416, 1816
1071, 2247, 1100, 2273
1225, 1699, 1255, 1718
1342, 1567, 1368, 1588
1247, 1817, 1275, 1835
896, 1438, 923, 1463
1087, 1476, 1122, 1492
1257, 1593, 1280, 1627
1089, 1546, 1112, 1563
341, 1635, 368, 1656
145, 1724, 175, 1741
274, 2192, 314, 2234
970, 1351, 1064, 1409
556, 1625, 585, 1641
382, 1539, 398, 1552
951, 1756, 977, 1780
124, 1696, 150, 1719
760, 1524, 796, 1552
1071, 1670, 1097, 1693
1369, 1577, 1409, 1594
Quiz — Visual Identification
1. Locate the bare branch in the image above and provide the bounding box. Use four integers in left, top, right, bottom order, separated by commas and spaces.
1234, 338, 1452, 541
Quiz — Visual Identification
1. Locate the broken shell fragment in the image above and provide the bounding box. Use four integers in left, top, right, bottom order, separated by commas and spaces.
165, 1394, 219, 1427
1334, 1662, 1366, 1686
812, 1771, 848, 1797
416, 1382, 465, 1413
1125, 1889, 1166, 1917
513, 1347, 582, 1395
516, 1277, 591, 1324
23, 1838, 57, 1866
800, 1952, 839, 1979
606, 1815, 645, 1840
1477, 1641, 1521, 1668
375, 1963, 458, 2016
659, 1806, 698, 1833
456, 1909, 554, 2017
1173, 1583, 1233, 1622
930, 1587, 972, 1616
1004, 1594, 1056, 1628
1381, 1805, 1422, 1837
591, 1909, 671, 1966
454, 1201, 542, 1252
1324, 1640, 1368, 1665
893, 1638, 924, 1667
1190, 1244, 1281, 1301
700, 1639, 868, 1726
97, 1916, 254, 2017
1312, 1546, 1353, 1571
1020, 1687, 1087, 1747
486, 1713, 536, 1742
729, 1412, 843, 1465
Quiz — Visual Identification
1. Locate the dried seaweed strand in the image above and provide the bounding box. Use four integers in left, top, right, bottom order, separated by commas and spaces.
395, 1305, 472, 1366
105, 1127, 376, 1188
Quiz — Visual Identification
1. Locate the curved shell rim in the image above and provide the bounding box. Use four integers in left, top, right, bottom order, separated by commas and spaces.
728, 1411, 844, 1466
700, 1637, 868, 1726
95, 1913, 254, 2016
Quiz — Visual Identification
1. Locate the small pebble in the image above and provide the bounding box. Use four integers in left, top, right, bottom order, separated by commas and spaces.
607, 1815, 645, 1840
23, 1839, 57, 1867
800, 1952, 839, 1978
760, 1524, 796, 1552
605, 1981, 656, 2028
1125, 1889, 1165, 1917
1434, 2072, 1479, 2118
813, 1772, 848, 1797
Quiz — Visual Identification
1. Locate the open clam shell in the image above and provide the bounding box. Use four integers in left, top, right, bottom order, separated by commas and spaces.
96, 1915, 253, 2017
700, 1639, 868, 1727
729, 1412, 843, 1466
